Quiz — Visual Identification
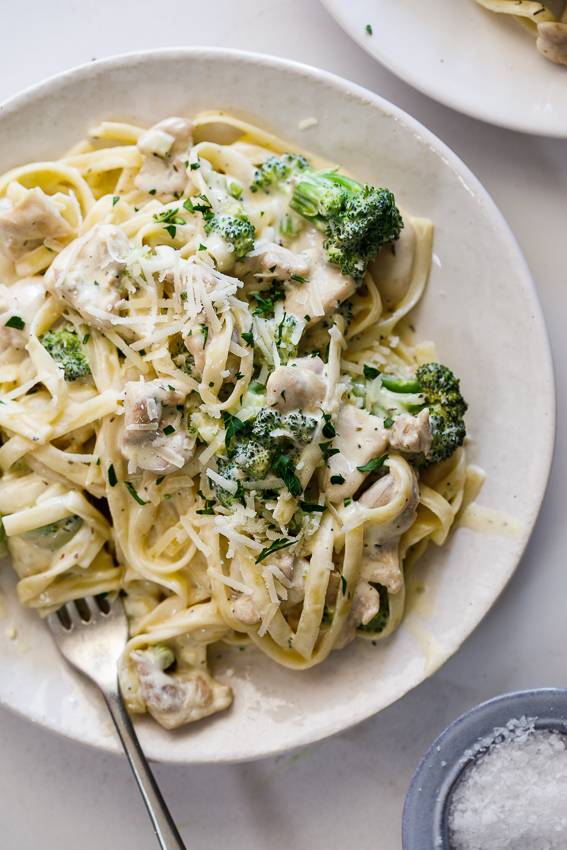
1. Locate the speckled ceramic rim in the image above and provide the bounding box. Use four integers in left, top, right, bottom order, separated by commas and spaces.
402, 687, 567, 849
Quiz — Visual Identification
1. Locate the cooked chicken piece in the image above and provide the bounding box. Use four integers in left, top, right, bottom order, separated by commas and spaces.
131, 646, 232, 729
285, 228, 355, 323
0, 276, 47, 351
43, 224, 129, 331
0, 187, 73, 262
232, 593, 261, 625
266, 355, 327, 415
235, 242, 310, 281
537, 22, 567, 65
368, 218, 416, 308
389, 409, 431, 455
121, 379, 194, 474
324, 403, 390, 502
348, 471, 419, 630
184, 312, 209, 377
134, 117, 193, 196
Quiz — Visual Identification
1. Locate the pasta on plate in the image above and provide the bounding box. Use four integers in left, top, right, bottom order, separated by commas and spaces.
473, 0, 567, 64
0, 113, 482, 729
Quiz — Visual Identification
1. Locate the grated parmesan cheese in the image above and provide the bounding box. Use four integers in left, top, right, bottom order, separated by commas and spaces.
449, 717, 567, 850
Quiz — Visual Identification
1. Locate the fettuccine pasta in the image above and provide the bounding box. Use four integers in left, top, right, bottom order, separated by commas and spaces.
0, 113, 480, 729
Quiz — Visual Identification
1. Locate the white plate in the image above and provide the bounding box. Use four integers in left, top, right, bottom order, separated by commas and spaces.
320, 0, 567, 137
0, 48, 555, 764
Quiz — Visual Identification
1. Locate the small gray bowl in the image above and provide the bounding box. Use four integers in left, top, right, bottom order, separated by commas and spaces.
402, 687, 567, 849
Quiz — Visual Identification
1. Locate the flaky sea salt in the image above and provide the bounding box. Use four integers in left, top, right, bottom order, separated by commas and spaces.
449, 717, 567, 850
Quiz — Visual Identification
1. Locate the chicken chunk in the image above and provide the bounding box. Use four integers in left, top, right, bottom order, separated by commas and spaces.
134, 117, 193, 197
131, 646, 232, 729
389, 409, 431, 455
0, 187, 73, 262
285, 228, 355, 323
348, 471, 419, 629
122, 379, 195, 474
184, 312, 209, 377
537, 22, 567, 65
324, 403, 390, 502
43, 224, 129, 331
0, 276, 47, 351
235, 242, 310, 281
368, 218, 416, 308
232, 593, 261, 625
266, 355, 327, 414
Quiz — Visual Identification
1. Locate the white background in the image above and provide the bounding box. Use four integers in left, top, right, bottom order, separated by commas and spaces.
0, 2, 566, 848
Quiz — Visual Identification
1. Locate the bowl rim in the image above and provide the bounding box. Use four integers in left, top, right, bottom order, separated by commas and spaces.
402, 687, 567, 849
0, 46, 556, 763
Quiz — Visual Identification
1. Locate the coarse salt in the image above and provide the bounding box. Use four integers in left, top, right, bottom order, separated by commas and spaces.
449, 717, 567, 850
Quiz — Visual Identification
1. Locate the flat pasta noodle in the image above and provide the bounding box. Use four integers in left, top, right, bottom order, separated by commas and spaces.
0, 111, 482, 729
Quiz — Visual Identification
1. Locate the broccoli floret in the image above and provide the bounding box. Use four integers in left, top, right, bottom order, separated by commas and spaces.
205, 214, 255, 258
232, 439, 272, 479
365, 363, 467, 468
250, 408, 283, 444
40, 329, 91, 381
282, 411, 317, 444
250, 153, 310, 193
413, 363, 467, 467
254, 313, 303, 369
289, 169, 403, 280
211, 460, 246, 509
145, 643, 175, 671
169, 334, 195, 375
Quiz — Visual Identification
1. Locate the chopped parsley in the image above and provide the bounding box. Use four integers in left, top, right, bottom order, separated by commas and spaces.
5, 316, 25, 330
357, 453, 389, 473
124, 481, 147, 505
107, 464, 117, 487
330, 474, 345, 485
364, 364, 380, 381
255, 537, 297, 565
273, 454, 302, 497
299, 502, 327, 513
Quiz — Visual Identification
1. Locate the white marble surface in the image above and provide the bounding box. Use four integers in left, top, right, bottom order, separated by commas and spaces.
0, 2, 566, 848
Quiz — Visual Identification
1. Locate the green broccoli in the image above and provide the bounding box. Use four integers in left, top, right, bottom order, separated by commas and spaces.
250, 408, 283, 443
232, 440, 272, 480
254, 313, 303, 369
169, 334, 195, 375
360, 363, 467, 468
215, 407, 318, 508
205, 214, 256, 258
145, 643, 176, 671
250, 154, 310, 193
289, 168, 403, 280
281, 410, 318, 443
40, 329, 91, 381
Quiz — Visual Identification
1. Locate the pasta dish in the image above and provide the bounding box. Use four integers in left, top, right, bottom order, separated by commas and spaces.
474, 0, 567, 64
0, 113, 480, 729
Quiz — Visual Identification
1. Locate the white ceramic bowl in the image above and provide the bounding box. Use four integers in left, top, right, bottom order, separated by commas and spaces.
320, 0, 567, 137
0, 48, 555, 764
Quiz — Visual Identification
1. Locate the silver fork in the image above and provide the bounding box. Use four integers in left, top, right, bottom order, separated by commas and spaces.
47, 595, 187, 850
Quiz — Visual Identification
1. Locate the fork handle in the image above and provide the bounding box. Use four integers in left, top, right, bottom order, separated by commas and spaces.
102, 682, 187, 850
